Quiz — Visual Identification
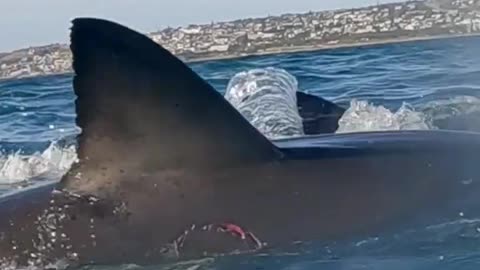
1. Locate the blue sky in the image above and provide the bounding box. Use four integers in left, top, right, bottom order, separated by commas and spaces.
1, 0, 401, 52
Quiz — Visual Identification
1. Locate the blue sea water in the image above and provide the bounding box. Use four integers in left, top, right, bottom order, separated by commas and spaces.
1, 35, 480, 269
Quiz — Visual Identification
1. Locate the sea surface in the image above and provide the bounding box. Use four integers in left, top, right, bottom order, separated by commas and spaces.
1, 35, 480, 269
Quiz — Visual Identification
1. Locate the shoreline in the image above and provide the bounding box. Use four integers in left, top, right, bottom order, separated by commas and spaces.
1, 33, 480, 82
186, 33, 480, 63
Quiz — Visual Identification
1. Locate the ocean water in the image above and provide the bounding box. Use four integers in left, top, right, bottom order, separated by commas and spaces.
1, 35, 480, 269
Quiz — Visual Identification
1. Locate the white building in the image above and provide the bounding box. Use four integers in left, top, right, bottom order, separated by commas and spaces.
208, 44, 229, 52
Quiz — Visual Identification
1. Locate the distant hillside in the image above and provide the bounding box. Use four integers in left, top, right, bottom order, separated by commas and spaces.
427, 0, 480, 10
1, 0, 480, 80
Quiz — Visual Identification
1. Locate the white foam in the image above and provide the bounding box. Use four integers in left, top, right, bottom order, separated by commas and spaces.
0, 142, 77, 185
336, 99, 434, 133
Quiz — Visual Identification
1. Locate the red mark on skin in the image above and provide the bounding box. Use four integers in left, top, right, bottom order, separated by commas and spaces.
168, 222, 265, 257
219, 223, 247, 240
218, 223, 264, 249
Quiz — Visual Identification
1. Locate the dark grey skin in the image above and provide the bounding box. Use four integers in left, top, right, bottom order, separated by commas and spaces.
1, 18, 480, 268
296, 91, 346, 134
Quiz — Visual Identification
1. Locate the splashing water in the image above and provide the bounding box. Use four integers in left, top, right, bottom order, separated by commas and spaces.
224, 67, 305, 140
336, 99, 435, 133
224, 68, 436, 138
1, 69, 478, 187
0, 142, 77, 185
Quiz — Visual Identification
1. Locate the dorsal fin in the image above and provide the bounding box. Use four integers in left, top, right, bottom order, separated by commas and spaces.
296, 91, 346, 134
61, 18, 281, 192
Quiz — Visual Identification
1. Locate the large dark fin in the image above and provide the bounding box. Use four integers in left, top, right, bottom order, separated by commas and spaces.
296, 91, 346, 134
61, 18, 281, 192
